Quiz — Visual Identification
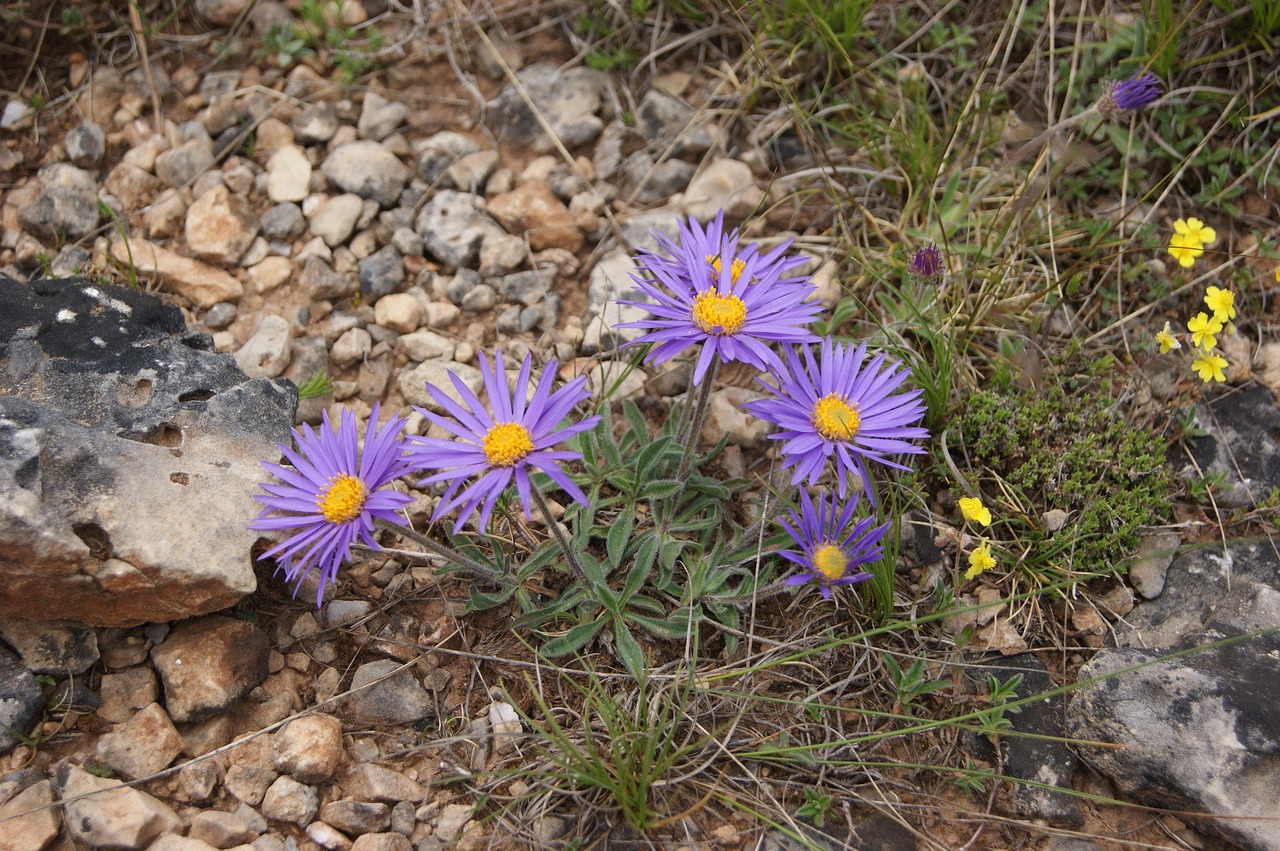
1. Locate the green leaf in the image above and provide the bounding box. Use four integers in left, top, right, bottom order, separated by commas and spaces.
613, 618, 646, 680
541, 619, 606, 657
633, 437, 671, 483
628, 606, 698, 640
622, 400, 650, 444
623, 533, 659, 600
606, 507, 635, 569
639, 478, 683, 500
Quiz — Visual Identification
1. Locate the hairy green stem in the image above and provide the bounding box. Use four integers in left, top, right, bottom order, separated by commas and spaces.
676, 356, 719, 483
529, 485, 588, 583
373, 518, 504, 583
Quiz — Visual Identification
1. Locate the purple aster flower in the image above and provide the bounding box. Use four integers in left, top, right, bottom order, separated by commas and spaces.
742, 338, 929, 501
1098, 72, 1161, 117
777, 489, 888, 599
618, 212, 822, 384
405, 350, 601, 534
908, 242, 945, 280
252, 403, 414, 606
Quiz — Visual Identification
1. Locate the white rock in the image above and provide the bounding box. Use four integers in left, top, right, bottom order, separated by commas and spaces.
272, 713, 345, 783
260, 775, 319, 826
234, 315, 293, 379
0, 780, 59, 851
309, 194, 365, 248
331, 327, 372, 368
247, 256, 293, 294
434, 803, 474, 842
184, 184, 260, 264
398, 330, 455, 363
398, 360, 483, 410
679, 158, 765, 221
373, 293, 424, 334
96, 701, 185, 780
266, 145, 312, 203
59, 764, 182, 850
702, 387, 772, 450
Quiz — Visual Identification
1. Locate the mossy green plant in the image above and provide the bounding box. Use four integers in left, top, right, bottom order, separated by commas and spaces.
954, 382, 1173, 586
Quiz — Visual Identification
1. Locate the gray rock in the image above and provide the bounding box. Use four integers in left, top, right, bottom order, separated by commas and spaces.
967, 655, 1082, 827
331, 327, 372, 369
495, 305, 521, 334
617, 208, 684, 253
397, 360, 483, 410
1069, 628, 1280, 851
175, 757, 223, 803
260, 775, 319, 826
65, 121, 106, 168
414, 191, 505, 270
489, 62, 605, 153
195, 0, 252, 26
310, 194, 365, 248
151, 615, 270, 723
225, 764, 278, 806
293, 103, 340, 145
321, 799, 391, 835
96, 701, 185, 780
0, 617, 98, 674
582, 249, 652, 354
16, 163, 99, 242
58, 763, 182, 849
637, 89, 715, 158
389, 800, 415, 836
358, 92, 408, 141
205, 302, 237, 330
1116, 539, 1278, 650
98, 667, 159, 723
300, 257, 357, 301
1128, 530, 1180, 600
519, 304, 544, 333
444, 268, 483, 306
442, 150, 499, 194
343, 660, 434, 725
500, 268, 554, 306
321, 141, 411, 208
185, 184, 260, 264
397, 330, 454, 363
460, 283, 497, 312
359, 245, 405, 302
624, 153, 696, 205
235, 315, 293, 379
51, 245, 93, 278
390, 227, 423, 257
260, 202, 305, 240
0, 646, 44, 754
155, 139, 215, 188
1173, 385, 1280, 508
413, 131, 481, 184
0, 277, 292, 626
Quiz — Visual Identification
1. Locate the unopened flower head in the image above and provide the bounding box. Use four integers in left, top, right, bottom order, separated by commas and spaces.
776, 489, 888, 599
958, 496, 992, 527
405, 350, 601, 534
1155, 321, 1181, 354
1099, 71, 1162, 116
251, 404, 414, 606
908, 242, 945, 281
743, 338, 928, 504
1204, 286, 1236, 323
617, 212, 821, 384
964, 540, 997, 581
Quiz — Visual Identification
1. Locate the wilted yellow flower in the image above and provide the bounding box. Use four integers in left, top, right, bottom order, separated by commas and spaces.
964, 540, 997, 581
1187, 312, 1223, 351
1155, 322, 1181, 354
958, 496, 992, 527
1204, 286, 1236, 323
1192, 352, 1228, 383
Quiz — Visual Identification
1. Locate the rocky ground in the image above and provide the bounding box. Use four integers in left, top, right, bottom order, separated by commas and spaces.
1, 1, 1279, 850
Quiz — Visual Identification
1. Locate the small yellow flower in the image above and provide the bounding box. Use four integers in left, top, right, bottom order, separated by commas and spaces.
1155, 321, 1181, 354
1192, 353, 1228, 383
1175, 217, 1216, 246
1275, 267, 1280, 283
1187, 312, 1223, 351
1204, 286, 1236, 323
964, 540, 997, 581
1168, 232, 1203, 268
958, 496, 992, 527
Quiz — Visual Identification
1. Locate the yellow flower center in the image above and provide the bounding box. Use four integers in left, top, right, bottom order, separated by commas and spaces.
812, 543, 848, 581
691, 289, 748, 335
318, 474, 368, 524
813, 394, 861, 441
706, 254, 747, 285
483, 422, 534, 467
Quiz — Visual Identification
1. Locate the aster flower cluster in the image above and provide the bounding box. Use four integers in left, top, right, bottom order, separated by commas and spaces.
619, 214, 930, 598
252, 211, 930, 610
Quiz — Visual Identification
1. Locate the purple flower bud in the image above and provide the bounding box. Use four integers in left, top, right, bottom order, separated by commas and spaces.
1099, 72, 1162, 117
908, 242, 945, 280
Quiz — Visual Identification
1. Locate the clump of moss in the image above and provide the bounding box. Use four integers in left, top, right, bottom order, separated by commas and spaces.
955, 383, 1172, 584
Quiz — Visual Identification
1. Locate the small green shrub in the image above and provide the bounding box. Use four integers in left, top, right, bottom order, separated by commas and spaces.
954, 382, 1173, 584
